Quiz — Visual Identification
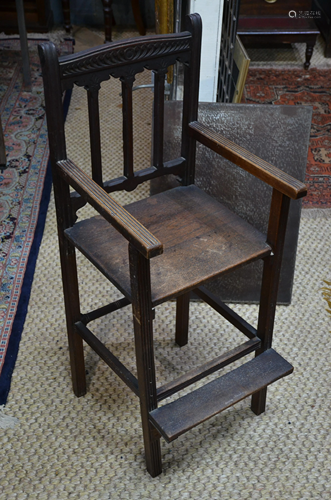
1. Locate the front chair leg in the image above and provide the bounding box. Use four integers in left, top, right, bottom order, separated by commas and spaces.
175, 293, 190, 346
129, 244, 162, 477
251, 190, 290, 415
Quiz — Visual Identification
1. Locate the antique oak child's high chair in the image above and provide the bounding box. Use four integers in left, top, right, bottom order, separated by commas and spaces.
39, 13, 306, 476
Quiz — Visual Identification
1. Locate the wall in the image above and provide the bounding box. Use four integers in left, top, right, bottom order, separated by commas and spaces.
189, 0, 224, 102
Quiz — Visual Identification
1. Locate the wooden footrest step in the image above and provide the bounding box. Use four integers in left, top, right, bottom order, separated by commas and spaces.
149, 349, 293, 442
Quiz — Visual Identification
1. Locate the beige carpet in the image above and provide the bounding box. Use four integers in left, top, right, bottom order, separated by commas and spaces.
1, 27, 331, 500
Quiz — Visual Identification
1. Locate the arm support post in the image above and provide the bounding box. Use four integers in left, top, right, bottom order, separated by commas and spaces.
57, 158, 163, 259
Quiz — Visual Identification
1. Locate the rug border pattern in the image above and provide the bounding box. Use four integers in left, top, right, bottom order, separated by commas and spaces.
0, 38, 73, 404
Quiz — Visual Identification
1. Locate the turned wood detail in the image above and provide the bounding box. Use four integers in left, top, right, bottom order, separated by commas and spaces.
59, 34, 191, 82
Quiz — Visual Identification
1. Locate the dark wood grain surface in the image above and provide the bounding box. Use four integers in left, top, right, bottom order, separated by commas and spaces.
150, 349, 293, 442
65, 185, 272, 306
189, 121, 307, 200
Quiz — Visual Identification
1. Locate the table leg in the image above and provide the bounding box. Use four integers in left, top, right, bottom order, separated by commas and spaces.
304, 41, 315, 69
15, 0, 31, 90
62, 0, 72, 32
131, 0, 146, 36
102, 0, 113, 42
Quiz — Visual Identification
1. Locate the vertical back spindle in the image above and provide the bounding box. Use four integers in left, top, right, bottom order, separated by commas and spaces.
87, 88, 103, 186
152, 70, 166, 169
121, 76, 135, 179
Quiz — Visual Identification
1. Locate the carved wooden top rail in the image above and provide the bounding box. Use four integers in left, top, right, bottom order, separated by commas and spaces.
56, 32, 192, 90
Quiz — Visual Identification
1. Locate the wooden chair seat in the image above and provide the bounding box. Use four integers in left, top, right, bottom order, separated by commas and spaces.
66, 185, 271, 306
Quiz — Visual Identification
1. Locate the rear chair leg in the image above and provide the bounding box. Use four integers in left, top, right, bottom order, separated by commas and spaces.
175, 293, 190, 347
59, 237, 86, 397
251, 387, 267, 415
52, 165, 86, 398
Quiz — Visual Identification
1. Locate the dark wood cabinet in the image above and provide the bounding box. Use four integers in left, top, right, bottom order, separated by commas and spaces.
239, 0, 312, 17
312, 0, 331, 57
0, 0, 53, 33
237, 0, 320, 69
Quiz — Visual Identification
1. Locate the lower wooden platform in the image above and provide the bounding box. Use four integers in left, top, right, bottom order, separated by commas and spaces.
149, 349, 293, 442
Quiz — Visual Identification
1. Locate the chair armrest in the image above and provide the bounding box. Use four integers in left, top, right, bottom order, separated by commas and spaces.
189, 121, 307, 200
57, 159, 163, 259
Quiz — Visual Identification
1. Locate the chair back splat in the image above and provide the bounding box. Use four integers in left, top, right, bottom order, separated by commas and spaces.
39, 13, 307, 477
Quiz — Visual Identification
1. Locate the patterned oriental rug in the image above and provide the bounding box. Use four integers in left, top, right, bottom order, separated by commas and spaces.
242, 68, 331, 208
0, 38, 73, 404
